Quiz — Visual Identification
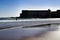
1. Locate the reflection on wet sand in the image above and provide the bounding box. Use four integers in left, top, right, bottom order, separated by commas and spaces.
20, 26, 60, 40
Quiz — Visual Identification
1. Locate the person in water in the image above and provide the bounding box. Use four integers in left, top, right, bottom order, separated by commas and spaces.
16, 17, 17, 20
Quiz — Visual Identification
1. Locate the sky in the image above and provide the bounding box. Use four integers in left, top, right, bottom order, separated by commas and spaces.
0, 0, 60, 17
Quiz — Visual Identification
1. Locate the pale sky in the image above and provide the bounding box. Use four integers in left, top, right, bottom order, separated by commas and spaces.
0, 0, 60, 17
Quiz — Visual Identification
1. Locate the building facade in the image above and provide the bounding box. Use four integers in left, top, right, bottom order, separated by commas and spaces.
20, 9, 60, 18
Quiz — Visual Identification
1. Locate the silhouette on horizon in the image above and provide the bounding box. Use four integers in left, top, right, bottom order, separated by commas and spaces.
19, 9, 60, 18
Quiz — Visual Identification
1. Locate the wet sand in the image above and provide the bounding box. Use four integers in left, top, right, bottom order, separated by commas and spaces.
20, 26, 60, 40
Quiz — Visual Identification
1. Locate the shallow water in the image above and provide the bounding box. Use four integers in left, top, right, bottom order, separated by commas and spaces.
0, 19, 60, 40
22, 26, 60, 40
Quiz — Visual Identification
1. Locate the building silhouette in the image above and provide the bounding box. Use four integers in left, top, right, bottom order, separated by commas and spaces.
20, 9, 60, 18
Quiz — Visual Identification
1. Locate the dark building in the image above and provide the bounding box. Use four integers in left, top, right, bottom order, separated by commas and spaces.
20, 9, 51, 18
50, 11, 57, 18
57, 10, 60, 18
20, 9, 60, 18
50, 10, 60, 18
